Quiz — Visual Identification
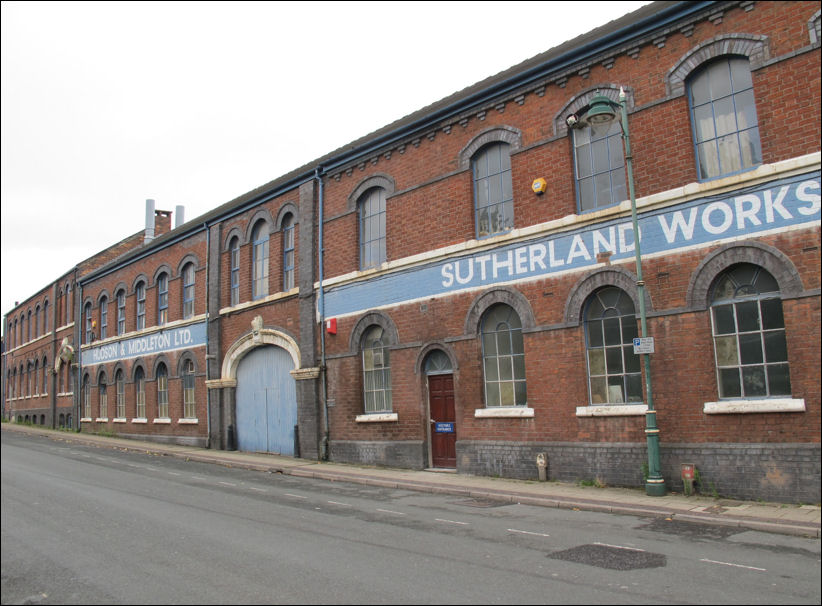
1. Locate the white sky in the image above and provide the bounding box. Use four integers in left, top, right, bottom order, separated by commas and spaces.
1, 0, 649, 325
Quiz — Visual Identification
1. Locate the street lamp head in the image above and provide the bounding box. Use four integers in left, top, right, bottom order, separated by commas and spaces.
585, 94, 618, 125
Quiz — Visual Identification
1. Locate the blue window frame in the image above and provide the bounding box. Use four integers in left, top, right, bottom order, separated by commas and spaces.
473, 143, 513, 238
282, 214, 295, 290
359, 188, 386, 270
117, 290, 126, 335
99, 296, 108, 340
251, 221, 269, 300
136, 282, 146, 330
230, 237, 240, 306
182, 264, 195, 319
84, 303, 93, 343
573, 119, 626, 212
689, 56, 761, 180
157, 273, 168, 325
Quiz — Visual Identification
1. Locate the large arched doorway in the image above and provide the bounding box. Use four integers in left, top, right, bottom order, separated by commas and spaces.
235, 345, 298, 455
425, 350, 456, 469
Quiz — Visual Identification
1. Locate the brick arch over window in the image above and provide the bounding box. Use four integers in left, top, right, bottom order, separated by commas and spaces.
554, 85, 634, 138
244, 209, 275, 244
686, 242, 803, 310
458, 126, 522, 171
223, 227, 243, 251
348, 311, 399, 353
666, 34, 770, 97
414, 341, 459, 376
153, 264, 173, 284
463, 287, 535, 336
347, 174, 395, 212
565, 267, 650, 326
177, 350, 199, 375
275, 202, 299, 229
177, 254, 200, 275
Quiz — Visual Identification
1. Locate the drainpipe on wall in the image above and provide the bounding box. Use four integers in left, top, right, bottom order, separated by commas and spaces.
203, 222, 211, 447
315, 166, 329, 460
75, 279, 83, 432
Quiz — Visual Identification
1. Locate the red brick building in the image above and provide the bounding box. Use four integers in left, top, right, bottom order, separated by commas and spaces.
4, 1, 820, 502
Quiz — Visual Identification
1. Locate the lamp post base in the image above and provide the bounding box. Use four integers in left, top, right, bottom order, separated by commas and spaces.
645, 478, 666, 497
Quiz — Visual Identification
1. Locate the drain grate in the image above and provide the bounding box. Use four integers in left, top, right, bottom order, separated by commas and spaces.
548, 544, 666, 570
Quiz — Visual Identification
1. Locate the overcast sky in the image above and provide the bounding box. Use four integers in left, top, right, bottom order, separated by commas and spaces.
1, 0, 649, 324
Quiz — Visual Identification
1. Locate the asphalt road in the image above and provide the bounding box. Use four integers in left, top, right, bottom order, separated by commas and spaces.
2, 430, 820, 605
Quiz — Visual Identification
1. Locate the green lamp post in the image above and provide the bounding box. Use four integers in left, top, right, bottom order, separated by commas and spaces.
571, 88, 666, 496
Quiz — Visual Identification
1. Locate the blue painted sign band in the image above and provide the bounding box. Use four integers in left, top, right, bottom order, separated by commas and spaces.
324, 173, 820, 318
82, 321, 207, 366
435, 422, 455, 433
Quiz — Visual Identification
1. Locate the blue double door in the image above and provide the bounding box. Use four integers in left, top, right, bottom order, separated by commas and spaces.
236, 345, 298, 455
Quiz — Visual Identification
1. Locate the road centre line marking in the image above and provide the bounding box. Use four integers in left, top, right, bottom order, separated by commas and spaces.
594, 542, 645, 552
376, 509, 406, 515
700, 558, 767, 571
328, 501, 352, 506
218, 481, 236, 487
508, 528, 551, 537
167, 472, 180, 476
436, 518, 469, 525
284, 493, 307, 499
249, 486, 267, 492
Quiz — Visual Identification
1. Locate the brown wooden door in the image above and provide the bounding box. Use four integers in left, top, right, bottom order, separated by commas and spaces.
429, 374, 456, 468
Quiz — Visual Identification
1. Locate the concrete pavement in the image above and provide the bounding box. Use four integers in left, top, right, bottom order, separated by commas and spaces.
4, 423, 819, 538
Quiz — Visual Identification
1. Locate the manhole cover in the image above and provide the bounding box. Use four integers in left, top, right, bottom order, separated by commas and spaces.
548, 544, 666, 570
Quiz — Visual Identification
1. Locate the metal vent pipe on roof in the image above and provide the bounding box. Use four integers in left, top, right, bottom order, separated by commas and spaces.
175, 205, 185, 228
144, 199, 156, 243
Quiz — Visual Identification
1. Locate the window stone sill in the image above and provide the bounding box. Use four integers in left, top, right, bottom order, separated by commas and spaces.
153, 418, 171, 424
576, 404, 648, 417
355, 413, 399, 423
113, 418, 127, 423
178, 418, 199, 424
132, 418, 147, 424
703, 398, 805, 414
474, 407, 534, 418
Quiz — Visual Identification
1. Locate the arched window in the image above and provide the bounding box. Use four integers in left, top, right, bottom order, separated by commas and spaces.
135, 367, 146, 419
136, 281, 146, 330
115, 369, 125, 418
43, 300, 49, 334
82, 375, 91, 418
182, 263, 195, 319
99, 296, 108, 339
359, 188, 386, 269
362, 325, 392, 413
229, 236, 240, 306
688, 56, 761, 180
572, 116, 626, 213
473, 143, 513, 238
42, 356, 48, 395
84, 302, 93, 343
34, 305, 40, 338
282, 213, 296, 290
710, 264, 790, 398
116, 289, 126, 335
156, 364, 169, 418
480, 304, 527, 407
157, 273, 169, 325
251, 221, 269, 300
98, 373, 108, 419
584, 287, 641, 404
27, 309, 31, 341
182, 359, 196, 419
33, 360, 40, 396
65, 283, 73, 326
